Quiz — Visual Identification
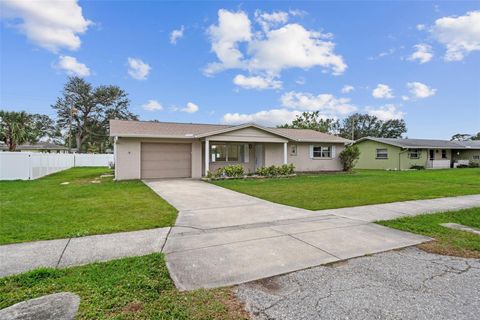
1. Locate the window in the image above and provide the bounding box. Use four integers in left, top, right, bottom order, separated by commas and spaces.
227, 144, 239, 161
441, 149, 447, 159
313, 146, 331, 158
376, 149, 388, 159
210, 144, 244, 162
473, 155, 480, 160
211, 144, 226, 162
409, 149, 419, 159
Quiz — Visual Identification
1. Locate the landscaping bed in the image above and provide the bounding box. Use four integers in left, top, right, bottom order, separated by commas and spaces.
378, 207, 480, 258
0, 167, 177, 245
0, 253, 248, 319
212, 168, 480, 210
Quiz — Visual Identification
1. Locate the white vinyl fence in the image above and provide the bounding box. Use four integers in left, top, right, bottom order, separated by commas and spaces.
0, 152, 114, 180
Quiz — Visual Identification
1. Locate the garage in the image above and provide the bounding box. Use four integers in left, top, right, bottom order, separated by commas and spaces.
141, 142, 191, 179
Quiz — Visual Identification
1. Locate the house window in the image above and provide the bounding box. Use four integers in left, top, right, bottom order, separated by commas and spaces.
473, 155, 480, 160
313, 146, 331, 158
409, 149, 419, 159
227, 144, 239, 161
441, 149, 447, 159
376, 149, 388, 159
210, 144, 244, 162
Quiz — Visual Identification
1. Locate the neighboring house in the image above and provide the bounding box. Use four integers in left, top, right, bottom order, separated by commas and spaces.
109, 120, 350, 180
0, 142, 69, 153
354, 137, 480, 170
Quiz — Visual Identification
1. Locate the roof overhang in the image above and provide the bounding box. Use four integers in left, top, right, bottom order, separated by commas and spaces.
196, 123, 295, 141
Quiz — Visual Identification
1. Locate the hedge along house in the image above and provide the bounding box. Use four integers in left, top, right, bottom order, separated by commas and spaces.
109, 120, 351, 180
354, 137, 480, 170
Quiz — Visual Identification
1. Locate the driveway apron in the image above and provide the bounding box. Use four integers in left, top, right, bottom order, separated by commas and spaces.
144, 179, 442, 291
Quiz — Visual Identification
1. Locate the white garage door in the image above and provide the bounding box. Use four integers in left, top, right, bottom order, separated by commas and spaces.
141, 143, 191, 179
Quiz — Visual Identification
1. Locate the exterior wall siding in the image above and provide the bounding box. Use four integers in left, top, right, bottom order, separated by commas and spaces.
287, 143, 344, 171
355, 140, 459, 170
208, 127, 288, 143
454, 149, 480, 164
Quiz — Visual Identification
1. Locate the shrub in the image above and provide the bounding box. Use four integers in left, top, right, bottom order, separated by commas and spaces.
255, 164, 295, 177
410, 165, 425, 170
468, 161, 480, 168
223, 164, 244, 177
339, 145, 360, 172
457, 164, 469, 168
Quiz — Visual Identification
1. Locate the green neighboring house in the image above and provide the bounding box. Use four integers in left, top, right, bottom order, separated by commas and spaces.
354, 137, 480, 170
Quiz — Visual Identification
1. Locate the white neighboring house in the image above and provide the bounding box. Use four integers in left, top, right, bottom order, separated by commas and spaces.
109, 120, 351, 180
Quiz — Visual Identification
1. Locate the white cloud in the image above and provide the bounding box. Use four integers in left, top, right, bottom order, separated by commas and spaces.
408, 44, 434, 64
248, 23, 347, 75
254, 10, 289, 32
141, 100, 163, 111
372, 84, 394, 99
181, 102, 199, 113
170, 25, 184, 44
127, 57, 151, 80
341, 85, 355, 93
295, 77, 306, 85
407, 82, 437, 99
204, 9, 252, 75
431, 11, 480, 61
233, 74, 282, 90
1, 0, 92, 52
204, 9, 346, 78
56, 55, 90, 77
416, 24, 426, 31
368, 48, 395, 60
280, 91, 356, 116
366, 104, 405, 121
223, 108, 301, 126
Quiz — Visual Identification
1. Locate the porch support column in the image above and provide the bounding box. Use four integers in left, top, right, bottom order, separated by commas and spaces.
283, 142, 288, 165
204, 139, 210, 176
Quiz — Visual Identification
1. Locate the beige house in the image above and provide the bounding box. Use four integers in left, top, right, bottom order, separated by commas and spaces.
110, 120, 350, 180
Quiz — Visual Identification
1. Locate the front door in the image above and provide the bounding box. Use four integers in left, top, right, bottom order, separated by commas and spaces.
429, 149, 434, 160
255, 144, 264, 170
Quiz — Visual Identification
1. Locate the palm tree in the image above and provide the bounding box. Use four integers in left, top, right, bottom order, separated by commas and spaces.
0, 111, 34, 151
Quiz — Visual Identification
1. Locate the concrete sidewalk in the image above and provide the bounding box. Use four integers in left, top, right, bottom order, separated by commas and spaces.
0, 228, 170, 277
145, 179, 480, 290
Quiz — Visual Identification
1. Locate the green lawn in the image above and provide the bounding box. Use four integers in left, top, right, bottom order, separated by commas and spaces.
378, 207, 480, 258
0, 253, 248, 320
212, 169, 480, 210
0, 167, 177, 245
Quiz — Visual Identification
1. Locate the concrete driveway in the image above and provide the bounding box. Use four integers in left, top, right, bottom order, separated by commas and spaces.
144, 179, 454, 291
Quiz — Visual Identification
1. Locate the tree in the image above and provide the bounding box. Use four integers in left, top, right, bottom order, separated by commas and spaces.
278, 111, 340, 133
339, 144, 360, 172
339, 113, 406, 140
52, 77, 137, 153
451, 133, 472, 141
0, 111, 57, 151
472, 133, 480, 140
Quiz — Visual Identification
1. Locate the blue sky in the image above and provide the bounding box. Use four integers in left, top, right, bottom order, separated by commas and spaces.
1, 1, 479, 139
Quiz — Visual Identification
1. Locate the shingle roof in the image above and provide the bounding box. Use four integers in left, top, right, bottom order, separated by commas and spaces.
455, 140, 480, 149
356, 137, 480, 149
110, 120, 350, 143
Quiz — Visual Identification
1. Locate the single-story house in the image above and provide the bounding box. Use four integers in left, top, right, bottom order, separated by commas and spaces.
354, 137, 480, 170
109, 120, 351, 180
0, 142, 69, 153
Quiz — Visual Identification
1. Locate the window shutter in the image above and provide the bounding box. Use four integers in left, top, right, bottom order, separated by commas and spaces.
244, 144, 249, 163
309, 145, 314, 159
331, 145, 336, 158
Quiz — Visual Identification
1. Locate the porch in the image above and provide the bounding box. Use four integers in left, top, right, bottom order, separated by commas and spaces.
203, 140, 288, 176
